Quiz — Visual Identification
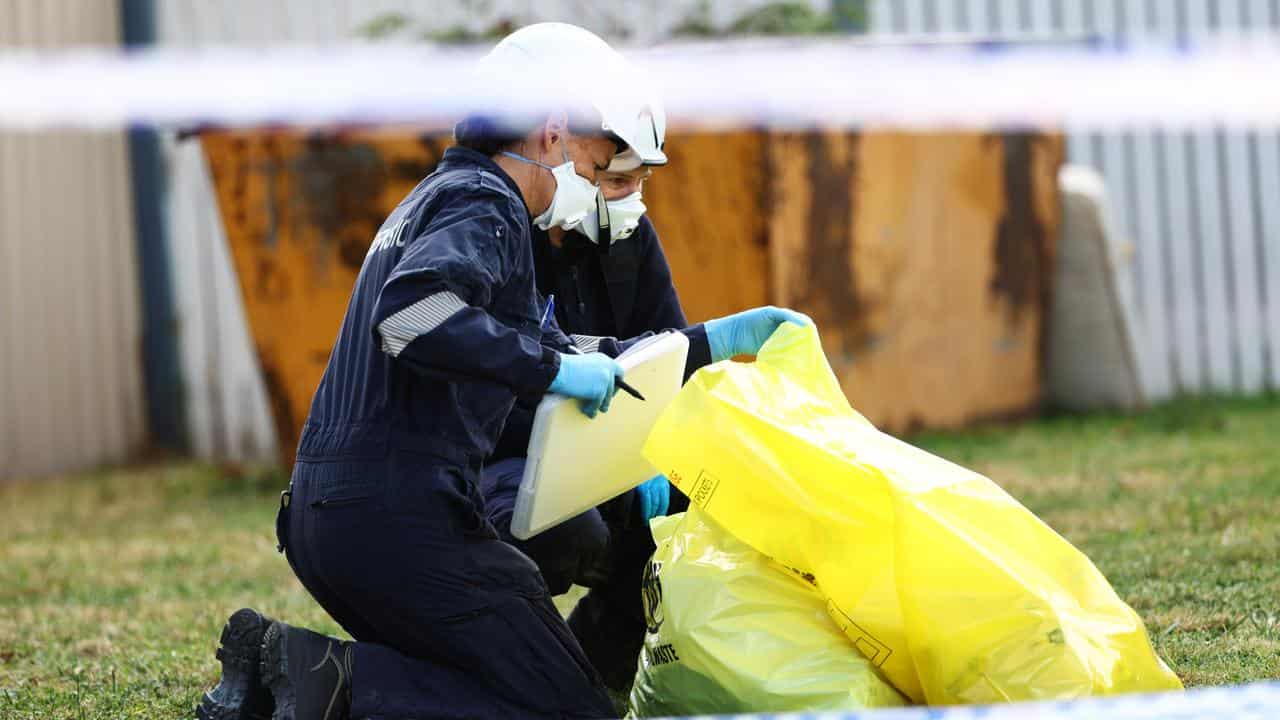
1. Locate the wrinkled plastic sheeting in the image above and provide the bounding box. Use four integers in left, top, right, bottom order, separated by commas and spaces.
629, 507, 906, 717
643, 322, 1181, 705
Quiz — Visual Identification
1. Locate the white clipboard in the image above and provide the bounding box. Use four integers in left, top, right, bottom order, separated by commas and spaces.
511, 332, 690, 540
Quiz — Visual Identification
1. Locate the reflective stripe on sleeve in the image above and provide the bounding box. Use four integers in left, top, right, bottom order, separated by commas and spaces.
570, 334, 604, 354
378, 291, 468, 356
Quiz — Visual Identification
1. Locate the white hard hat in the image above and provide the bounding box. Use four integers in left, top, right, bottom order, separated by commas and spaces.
603, 77, 666, 172
479, 23, 667, 168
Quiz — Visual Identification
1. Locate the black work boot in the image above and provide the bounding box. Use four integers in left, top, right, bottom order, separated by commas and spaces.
197, 608, 275, 720
260, 620, 353, 720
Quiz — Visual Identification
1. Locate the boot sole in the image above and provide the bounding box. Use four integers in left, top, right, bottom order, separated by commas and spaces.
259, 621, 295, 720
197, 608, 272, 720
260, 622, 352, 720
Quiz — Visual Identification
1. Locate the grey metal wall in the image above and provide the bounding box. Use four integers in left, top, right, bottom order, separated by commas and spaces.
869, 0, 1280, 399
0, 0, 146, 479
154, 0, 818, 45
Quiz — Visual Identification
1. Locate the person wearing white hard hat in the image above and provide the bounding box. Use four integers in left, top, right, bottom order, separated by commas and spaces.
197, 22, 810, 720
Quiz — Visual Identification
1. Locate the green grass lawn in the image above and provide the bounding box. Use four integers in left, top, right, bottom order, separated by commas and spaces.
2, 396, 1278, 718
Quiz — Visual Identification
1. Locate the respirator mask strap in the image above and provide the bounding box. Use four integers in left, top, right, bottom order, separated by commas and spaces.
593, 190, 613, 253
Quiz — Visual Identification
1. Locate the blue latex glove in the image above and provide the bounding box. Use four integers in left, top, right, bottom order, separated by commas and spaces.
549, 351, 624, 418
636, 474, 671, 522
704, 306, 813, 362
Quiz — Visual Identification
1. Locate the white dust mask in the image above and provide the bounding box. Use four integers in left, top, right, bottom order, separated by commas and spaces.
502, 143, 599, 231
578, 191, 646, 245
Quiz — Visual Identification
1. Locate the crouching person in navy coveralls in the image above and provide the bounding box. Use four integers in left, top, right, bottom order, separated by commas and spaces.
195, 23, 811, 720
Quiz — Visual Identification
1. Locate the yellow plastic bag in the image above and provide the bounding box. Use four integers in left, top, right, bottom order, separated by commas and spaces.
643, 323, 1182, 705
629, 507, 907, 717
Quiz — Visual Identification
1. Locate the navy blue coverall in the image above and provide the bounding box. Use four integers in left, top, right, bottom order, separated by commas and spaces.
483, 217, 701, 690
277, 147, 712, 718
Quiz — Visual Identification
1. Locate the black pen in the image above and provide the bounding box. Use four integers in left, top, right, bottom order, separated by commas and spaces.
614, 376, 647, 403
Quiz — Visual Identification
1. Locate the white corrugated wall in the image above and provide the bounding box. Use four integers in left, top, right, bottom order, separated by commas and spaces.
0, 0, 146, 480
868, 0, 1280, 399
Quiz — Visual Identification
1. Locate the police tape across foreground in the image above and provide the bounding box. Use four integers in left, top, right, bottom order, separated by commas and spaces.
190, 22, 1185, 720
6, 34, 1280, 130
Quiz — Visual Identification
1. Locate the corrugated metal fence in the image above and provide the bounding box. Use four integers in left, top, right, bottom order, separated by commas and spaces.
0, 0, 146, 479
153, 0, 811, 45
868, 0, 1280, 398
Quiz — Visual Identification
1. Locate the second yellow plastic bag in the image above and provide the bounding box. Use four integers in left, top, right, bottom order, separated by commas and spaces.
643, 323, 1182, 705
629, 507, 906, 717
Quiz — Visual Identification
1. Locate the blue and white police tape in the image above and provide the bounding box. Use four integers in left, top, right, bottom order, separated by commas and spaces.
663, 681, 1280, 720
3, 37, 1280, 130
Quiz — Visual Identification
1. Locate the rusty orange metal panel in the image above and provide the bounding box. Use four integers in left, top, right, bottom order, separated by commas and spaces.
203, 131, 450, 463
205, 129, 1061, 464
768, 131, 1063, 432
642, 131, 772, 322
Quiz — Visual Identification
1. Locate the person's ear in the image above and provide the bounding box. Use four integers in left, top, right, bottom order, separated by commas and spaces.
542, 112, 568, 154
